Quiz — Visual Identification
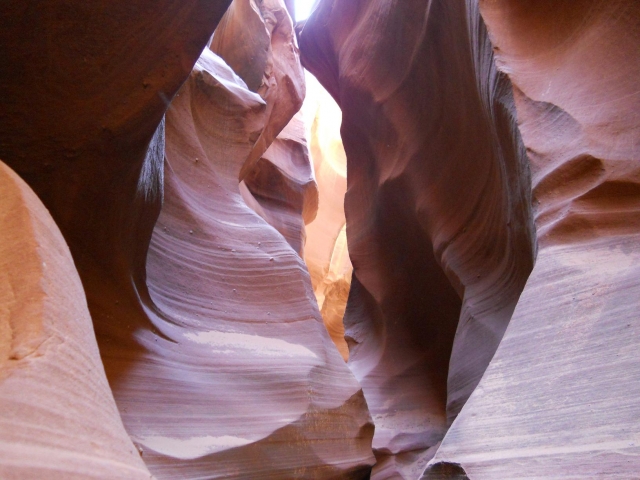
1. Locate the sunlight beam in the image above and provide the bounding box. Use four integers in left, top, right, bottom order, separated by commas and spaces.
294, 0, 314, 22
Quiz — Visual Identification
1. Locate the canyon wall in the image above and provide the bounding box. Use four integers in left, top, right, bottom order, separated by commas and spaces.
240, 111, 318, 256
138, 1, 373, 475
0, 161, 151, 479
1, 0, 639, 478
0, 2, 232, 475
0, 0, 374, 478
300, 0, 536, 477
301, 0, 640, 478
425, 1, 640, 478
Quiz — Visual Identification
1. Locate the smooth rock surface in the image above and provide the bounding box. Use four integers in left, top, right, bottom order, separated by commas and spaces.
138, 45, 374, 478
1, 0, 375, 476
241, 111, 319, 256
215, 0, 318, 257
211, 0, 306, 182
300, 0, 535, 476
0, 161, 152, 480
426, 1, 640, 477
0, 9, 232, 475
0, 1, 232, 302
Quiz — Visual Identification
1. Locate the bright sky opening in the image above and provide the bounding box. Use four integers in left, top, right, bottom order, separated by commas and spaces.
294, 0, 314, 21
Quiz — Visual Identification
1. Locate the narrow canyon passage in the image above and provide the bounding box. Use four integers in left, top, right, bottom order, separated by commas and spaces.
0, 0, 639, 479
302, 73, 352, 362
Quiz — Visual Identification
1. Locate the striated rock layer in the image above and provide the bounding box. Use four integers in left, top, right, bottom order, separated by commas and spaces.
426, 1, 640, 477
0, 1, 231, 477
1, 0, 374, 478
300, 0, 535, 476
240, 111, 319, 256
129, 1, 372, 477
138, 46, 373, 480
214, 0, 318, 256
211, 0, 306, 182
0, 161, 151, 479
0, 1, 232, 306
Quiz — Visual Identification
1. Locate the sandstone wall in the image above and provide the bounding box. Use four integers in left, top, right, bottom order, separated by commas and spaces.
0, 0, 375, 478
300, 1, 536, 476
0, 161, 152, 479
0, 1, 231, 475
2, 0, 638, 478
139, 28, 373, 479
425, 1, 640, 477
301, 0, 640, 478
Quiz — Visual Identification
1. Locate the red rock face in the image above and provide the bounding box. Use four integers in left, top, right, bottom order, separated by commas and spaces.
240, 111, 319, 256
0, 1, 232, 294
140, 45, 373, 477
0, 0, 374, 478
211, 0, 306, 182
302, 0, 640, 477
425, 1, 640, 477
2, 0, 637, 477
0, 1, 230, 476
300, 0, 536, 476
213, 0, 318, 256
0, 161, 151, 479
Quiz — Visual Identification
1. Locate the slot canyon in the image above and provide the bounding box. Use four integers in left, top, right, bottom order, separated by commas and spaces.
0, 0, 638, 479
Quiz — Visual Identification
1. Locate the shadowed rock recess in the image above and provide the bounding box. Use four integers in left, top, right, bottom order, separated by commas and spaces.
0, 0, 639, 478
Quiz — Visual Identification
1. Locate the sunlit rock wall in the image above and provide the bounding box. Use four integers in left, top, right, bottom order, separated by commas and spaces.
138, 1, 375, 477
303, 75, 352, 361
240, 111, 319, 256
143, 47, 371, 480
4, 0, 635, 477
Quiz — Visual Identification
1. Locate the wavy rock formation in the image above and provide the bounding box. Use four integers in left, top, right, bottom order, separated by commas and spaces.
0, 161, 151, 480
211, 0, 306, 182
300, 0, 536, 476
214, 0, 317, 256
425, 1, 640, 477
122, 1, 373, 477
4, 0, 636, 477
0, 1, 231, 477
1, 0, 375, 476
138, 42, 373, 477
240, 111, 319, 256
303, 76, 351, 361
0, 1, 232, 301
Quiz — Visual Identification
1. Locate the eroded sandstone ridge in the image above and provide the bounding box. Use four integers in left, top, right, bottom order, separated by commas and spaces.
138, 1, 373, 475
301, 0, 640, 478
2, 0, 639, 477
0, 0, 374, 478
240, 110, 319, 256
300, 0, 536, 476
425, 1, 640, 478
0, 161, 151, 480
